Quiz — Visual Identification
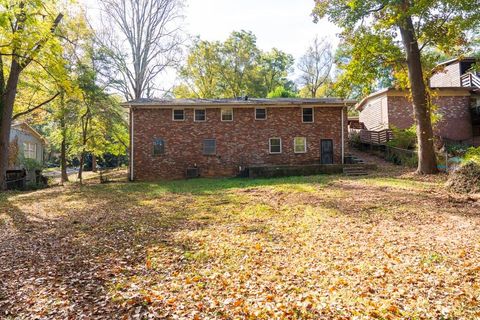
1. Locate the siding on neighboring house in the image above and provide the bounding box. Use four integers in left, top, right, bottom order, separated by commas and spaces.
430, 63, 462, 87
130, 102, 350, 180
358, 96, 388, 130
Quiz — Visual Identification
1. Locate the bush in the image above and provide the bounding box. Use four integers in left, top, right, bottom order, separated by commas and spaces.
446, 143, 470, 157
385, 146, 418, 167
446, 161, 480, 194
464, 147, 480, 164
386, 126, 417, 149
20, 158, 43, 171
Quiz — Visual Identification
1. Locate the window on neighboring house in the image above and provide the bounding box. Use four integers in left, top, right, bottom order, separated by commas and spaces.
221, 108, 233, 121
172, 109, 185, 121
153, 139, 165, 155
255, 108, 267, 120
302, 107, 314, 123
23, 142, 36, 159
294, 137, 307, 153
203, 139, 216, 155
194, 109, 206, 122
269, 138, 282, 154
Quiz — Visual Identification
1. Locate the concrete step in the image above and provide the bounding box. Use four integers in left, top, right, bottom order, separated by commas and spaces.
343, 166, 368, 176
344, 171, 369, 176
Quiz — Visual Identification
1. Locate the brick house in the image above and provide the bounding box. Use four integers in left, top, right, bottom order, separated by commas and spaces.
125, 98, 354, 180
357, 57, 480, 146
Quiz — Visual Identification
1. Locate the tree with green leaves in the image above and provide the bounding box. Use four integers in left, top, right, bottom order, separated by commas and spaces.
259, 48, 294, 95
177, 39, 222, 98
0, 0, 64, 190
314, 0, 480, 174
175, 31, 294, 99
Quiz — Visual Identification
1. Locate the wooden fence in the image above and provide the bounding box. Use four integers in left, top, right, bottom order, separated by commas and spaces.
359, 129, 394, 145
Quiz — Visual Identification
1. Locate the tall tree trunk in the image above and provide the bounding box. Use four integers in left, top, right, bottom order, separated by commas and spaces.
60, 137, 69, 184
398, 10, 438, 174
92, 154, 97, 172
0, 62, 22, 190
78, 152, 84, 183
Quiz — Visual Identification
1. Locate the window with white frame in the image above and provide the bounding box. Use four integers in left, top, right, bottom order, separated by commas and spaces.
269, 138, 282, 154
255, 108, 267, 120
23, 142, 36, 159
221, 108, 233, 121
172, 109, 185, 121
194, 109, 206, 122
203, 139, 216, 155
294, 137, 307, 153
302, 107, 314, 123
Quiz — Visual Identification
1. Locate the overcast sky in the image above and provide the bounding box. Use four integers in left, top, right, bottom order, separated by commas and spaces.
82, 0, 340, 91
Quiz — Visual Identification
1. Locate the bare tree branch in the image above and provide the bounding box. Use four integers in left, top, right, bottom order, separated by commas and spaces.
98, 0, 184, 100
297, 36, 333, 98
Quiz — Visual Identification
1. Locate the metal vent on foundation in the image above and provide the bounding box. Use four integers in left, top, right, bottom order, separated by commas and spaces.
186, 167, 200, 178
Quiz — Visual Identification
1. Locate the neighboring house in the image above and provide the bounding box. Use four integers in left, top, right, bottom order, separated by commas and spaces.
9, 122, 46, 170
430, 57, 479, 88
125, 98, 355, 180
357, 57, 480, 146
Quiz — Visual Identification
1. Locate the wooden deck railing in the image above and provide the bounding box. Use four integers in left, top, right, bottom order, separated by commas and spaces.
461, 72, 480, 88
359, 129, 393, 145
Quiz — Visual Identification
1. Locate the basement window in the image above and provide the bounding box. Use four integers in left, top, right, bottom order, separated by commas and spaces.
153, 139, 165, 155
302, 107, 314, 123
269, 138, 282, 154
194, 109, 206, 122
203, 139, 216, 155
221, 108, 233, 121
294, 137, 307, 153
172, 109, 185, 121
255, 108, 267, 120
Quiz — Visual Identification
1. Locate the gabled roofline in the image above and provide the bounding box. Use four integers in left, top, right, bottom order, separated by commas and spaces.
435, 56, 477, 68
11, 122, 47, 145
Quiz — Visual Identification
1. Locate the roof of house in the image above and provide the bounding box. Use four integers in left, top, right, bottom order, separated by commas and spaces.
435, 56, 478, 67
123, 97, 357, 107
11, 122, 47, 145
356, 87, 473, 111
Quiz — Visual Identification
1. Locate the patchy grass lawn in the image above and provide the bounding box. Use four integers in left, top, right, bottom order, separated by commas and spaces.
0, 166, 479, 319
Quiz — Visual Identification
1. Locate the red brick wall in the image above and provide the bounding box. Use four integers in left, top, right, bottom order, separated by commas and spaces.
387, 96, 415, 129
387, 95, 473, 141
131, 106, 347, 180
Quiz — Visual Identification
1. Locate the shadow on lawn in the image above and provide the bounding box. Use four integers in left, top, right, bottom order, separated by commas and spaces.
0, 184, 220, 318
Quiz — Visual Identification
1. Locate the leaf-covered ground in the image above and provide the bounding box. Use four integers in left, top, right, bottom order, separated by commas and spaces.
1, 161, 479, 319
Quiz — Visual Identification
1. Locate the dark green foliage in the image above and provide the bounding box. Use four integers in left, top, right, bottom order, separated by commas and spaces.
386, 126, 417, 150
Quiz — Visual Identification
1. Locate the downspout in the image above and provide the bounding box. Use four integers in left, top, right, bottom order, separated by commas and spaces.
341, 106, 345, 164
130, 107, 134, 181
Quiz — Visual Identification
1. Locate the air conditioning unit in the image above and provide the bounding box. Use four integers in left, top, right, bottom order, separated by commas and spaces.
186, 167, 200, 179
